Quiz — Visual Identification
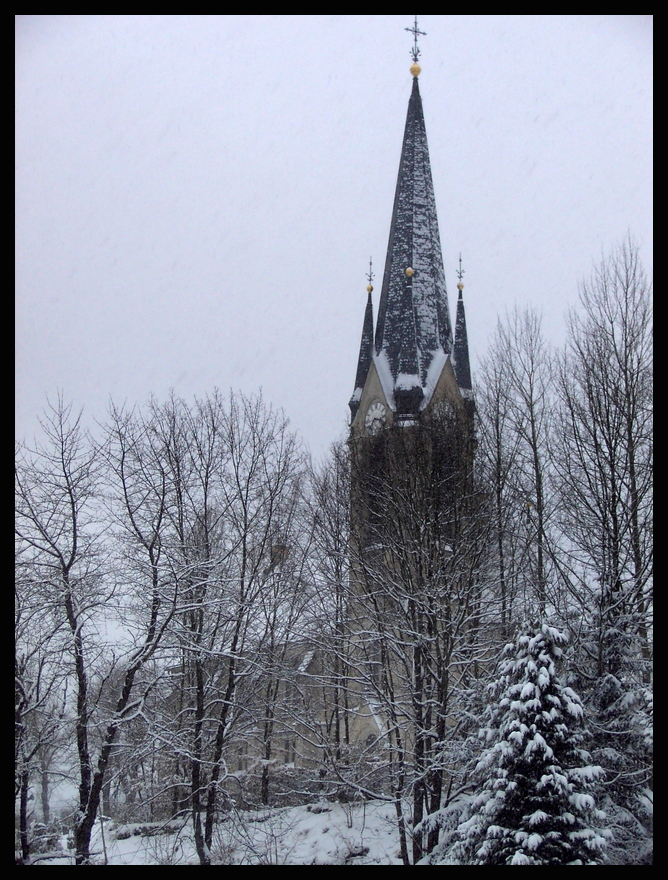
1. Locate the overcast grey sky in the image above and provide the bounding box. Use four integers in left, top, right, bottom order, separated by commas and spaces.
16, 15, 652, 460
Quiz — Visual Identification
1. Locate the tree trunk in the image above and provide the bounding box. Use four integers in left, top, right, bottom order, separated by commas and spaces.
40, 758, 50, 824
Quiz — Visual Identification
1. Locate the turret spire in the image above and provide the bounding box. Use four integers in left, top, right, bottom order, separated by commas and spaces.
453, 253, 473, 396
348, 265, 375, 419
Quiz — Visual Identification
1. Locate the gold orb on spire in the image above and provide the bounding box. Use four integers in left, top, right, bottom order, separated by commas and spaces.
457, 282, 464, 291
366, 283, 373, 293
405, 267, 414, 277
410, 62, 421, 77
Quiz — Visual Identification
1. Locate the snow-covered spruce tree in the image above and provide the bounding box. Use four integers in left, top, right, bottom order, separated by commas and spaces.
439, 623, 607, 865
584, 665, 652, 865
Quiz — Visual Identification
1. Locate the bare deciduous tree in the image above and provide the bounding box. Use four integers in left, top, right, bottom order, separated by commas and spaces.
16, 398, 176, 864
553, 239, 652, 864
476, 353, 526, 636
15, 556, 69, 860
115, 392, 309, 864
486, 308, 555, 617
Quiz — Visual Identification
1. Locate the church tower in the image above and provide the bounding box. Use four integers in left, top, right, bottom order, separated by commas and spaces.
339, 30, 483, 861
342, 30, 481, 858
348, 33, 472, 437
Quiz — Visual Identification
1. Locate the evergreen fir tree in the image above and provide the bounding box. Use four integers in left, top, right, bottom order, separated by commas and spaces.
444, 623, 608, 865
586, 667, 653, 864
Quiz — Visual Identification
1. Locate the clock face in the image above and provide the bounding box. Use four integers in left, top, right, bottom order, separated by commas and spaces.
365, 401, 387, 435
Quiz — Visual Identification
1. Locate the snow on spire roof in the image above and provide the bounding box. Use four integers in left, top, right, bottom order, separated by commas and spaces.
453, 280, 472, 393
373, 76, 453, 413
349, 287, 374, 419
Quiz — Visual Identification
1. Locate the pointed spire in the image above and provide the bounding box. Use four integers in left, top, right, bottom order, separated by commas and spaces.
453, 254, 473, 397
374, 73, 452, 413
349, 264, 375, 420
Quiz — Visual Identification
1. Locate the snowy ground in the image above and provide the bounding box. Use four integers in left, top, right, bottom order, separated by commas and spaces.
35, 800, 405, 865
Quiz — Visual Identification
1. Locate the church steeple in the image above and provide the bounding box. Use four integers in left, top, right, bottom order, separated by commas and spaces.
373, 64, 452, 419
349, 23, 473, 434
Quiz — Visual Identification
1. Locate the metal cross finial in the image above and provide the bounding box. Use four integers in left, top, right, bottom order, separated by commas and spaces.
405, 16, 426, 64
366, 257, 374, 286
456, 253, 465, 282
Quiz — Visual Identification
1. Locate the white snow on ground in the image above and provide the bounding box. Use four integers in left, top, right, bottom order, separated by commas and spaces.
37, 800, 406, 865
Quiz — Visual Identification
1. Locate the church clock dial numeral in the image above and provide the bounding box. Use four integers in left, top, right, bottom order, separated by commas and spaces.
365, 401, 387, 435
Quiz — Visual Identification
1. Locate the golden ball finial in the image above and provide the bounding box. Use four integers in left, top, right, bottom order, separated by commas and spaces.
410, 62, 421, 77
405, 267, 414, 277
457, 282, 464, 291
366, 283, 373, 293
